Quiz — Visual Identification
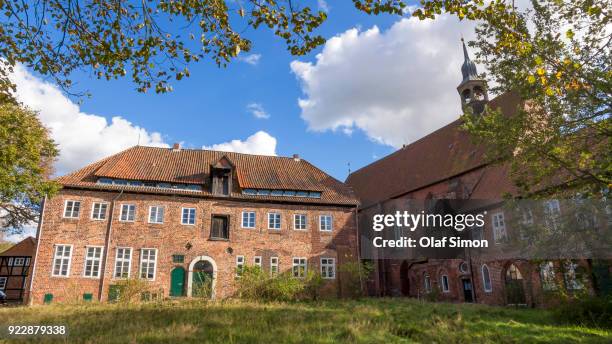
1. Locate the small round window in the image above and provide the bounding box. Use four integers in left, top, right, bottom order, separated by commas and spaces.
459, 262, 469, 273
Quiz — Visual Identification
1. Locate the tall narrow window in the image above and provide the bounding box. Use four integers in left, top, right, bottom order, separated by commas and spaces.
320, 258, 336, 279
52, 245, 73, 277
254, 256, 262, 268
63, 201, 81, 218
148, 206, 164, 224
441, 275, 450, 292
424, 273, 431, 292
270, 257, 279, 276
139, 249, 157, 280
563, 260, 584, 290
84, 246, 103, 278
181, 207, 196, 225
268, 212, 281, 230
236, 255, 245, 276
120, 204, 136, 222
294, 214, 307, 230
482, 264, 492, 292
319, 215, 333, 231
114, 247, 132, 278
539, 261, 557, 291
292, 257, 307, 278
91, 202, 108, 220
544, 199, 561, 231
211, 215, 229, 239
491, 212, 507, 243
242, 211, 256, 228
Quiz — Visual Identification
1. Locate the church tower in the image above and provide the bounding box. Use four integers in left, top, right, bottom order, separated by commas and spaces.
457, 38, 488, 114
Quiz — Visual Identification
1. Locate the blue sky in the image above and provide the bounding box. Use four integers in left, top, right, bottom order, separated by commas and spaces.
11, 1, 480, 182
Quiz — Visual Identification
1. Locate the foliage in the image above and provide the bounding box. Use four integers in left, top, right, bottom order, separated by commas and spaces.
235, 265, 305, 302
553, 295, 612, 329
0, 102, 59, 232
338, 260, 374, 298
113, 278, 154, 304
462, 0, 611, 196
192, 271, 214, 298
2, 298, 610, 342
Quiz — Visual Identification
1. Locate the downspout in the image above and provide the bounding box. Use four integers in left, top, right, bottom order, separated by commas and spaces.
354, 205, 363, 295
98, 190, 123, 301
28, 195, 47, 305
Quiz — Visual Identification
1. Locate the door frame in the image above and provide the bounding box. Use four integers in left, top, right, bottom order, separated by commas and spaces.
187, 256, 217, 299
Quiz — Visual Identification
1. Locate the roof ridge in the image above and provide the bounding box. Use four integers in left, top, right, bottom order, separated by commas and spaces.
133, 144, 303, 160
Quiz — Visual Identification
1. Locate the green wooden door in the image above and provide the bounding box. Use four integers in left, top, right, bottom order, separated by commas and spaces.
170, 267, 185, 297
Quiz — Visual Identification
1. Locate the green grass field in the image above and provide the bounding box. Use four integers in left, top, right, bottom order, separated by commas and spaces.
1, 298, 610, 343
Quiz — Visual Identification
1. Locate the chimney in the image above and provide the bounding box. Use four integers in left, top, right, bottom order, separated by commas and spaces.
172, 143, 181, 151
292, 154, 300, 161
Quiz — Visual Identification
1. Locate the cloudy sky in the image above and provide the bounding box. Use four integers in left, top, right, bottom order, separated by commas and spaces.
10, 1, 479, 180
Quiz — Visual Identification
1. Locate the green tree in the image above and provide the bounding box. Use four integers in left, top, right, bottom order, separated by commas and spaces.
462, 0, 610, 195
0, 102, 59, 232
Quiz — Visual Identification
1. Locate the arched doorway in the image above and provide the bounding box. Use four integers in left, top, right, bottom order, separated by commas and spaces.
399, 261, 410, 296
170, 267, 185, 297
187, 256, 217, 299
505, 264, 526, 305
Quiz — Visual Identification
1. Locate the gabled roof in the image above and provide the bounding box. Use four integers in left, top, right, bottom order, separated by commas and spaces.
57, 147, 359, 206
0, 237, 36, 257
345, 92, 523, 208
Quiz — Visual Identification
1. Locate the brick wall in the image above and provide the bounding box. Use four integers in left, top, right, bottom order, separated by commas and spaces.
30, 188, 358, 304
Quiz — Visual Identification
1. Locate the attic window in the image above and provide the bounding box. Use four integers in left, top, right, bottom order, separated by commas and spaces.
271, 190, 284, 196
241, 189, 322, 199
96, 178, 202, 191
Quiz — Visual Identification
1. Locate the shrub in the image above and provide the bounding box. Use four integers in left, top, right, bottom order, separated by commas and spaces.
553, 296, 612, 329
113, 278, 153, 304
235, 266, 305, 302
338, 260, 374, 298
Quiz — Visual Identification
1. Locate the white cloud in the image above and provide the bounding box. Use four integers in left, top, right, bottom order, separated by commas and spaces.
238, 53, 262, 65
291, 16, 479, 148
203, 131, 277, 156
318, 0, 330, 13
246, 102, 270, 119
9, 64, 169, 176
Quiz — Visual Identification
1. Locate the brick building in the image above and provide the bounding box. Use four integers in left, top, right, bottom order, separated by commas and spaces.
0, 237, 35, 303
346, 41, 610, 307
29, 147, 359, 304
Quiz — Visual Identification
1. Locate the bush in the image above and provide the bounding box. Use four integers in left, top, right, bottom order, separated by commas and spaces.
338, 260, 374, 298
553, 296, 612, 329
113, 278, 153, 304
235, 266, 305, 302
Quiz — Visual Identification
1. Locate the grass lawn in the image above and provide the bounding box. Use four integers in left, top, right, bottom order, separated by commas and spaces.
0, 298, 610, 343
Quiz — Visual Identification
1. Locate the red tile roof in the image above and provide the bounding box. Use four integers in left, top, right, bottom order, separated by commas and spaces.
57, 147, 359, 206
0, 237, 36, 257
345, 92, 523, 207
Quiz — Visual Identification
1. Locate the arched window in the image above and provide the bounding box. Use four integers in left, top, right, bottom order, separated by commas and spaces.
440, 274, 450, 293
482, 264, 492, 292
462, 88, 472, 102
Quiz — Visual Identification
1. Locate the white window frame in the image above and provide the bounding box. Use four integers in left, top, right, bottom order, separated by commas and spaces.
91, 202, 108, 220
270, 257, 279, 275
491, 212, 507, 243
0, 277, 6, 290
441, 275, 450, 293
254, 256, 262, 268
13, 257, 25, 266
114, 247, 132, 279
293, 214, 307, 230
181, 207, 196, 225
539, 261, 557, 291
319, 215, 333, 232
83, 246, 104, 278
148, 206, 165, 224
292, 257, 307, 278
119, 204, 136, 222
482, 264, 492, 292
424, 273, 431, 292
241, 211, 256, 229
320, 257, 336, 279
236, 255, 245, 276
139, 248, 158, 280
268, 212, 281, 230
63, 200, 81, 218
52, 244, 73, 277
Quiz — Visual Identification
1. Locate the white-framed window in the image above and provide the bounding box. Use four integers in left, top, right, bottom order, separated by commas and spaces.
0, 277, 6, 290
13, 257, 25, 266
236, 255, 245, 276
120, 204, 136, 222
424, 273, 431, 292
482, 264, 492, 292
544, 199, 561, 231
242, 211, 256, 228
268, 212, 281, 230
254, 256, 262, 268
52, 244, 73, 277
270, 257, 279, 275
539, 261, 557, 291
83, 246, 103, 278
319, 215, 333, 231
320, 258, 336, 279
91, 202, 108, 220
293, 214, 307, 230
148, 206, 165, 224
292, 257, 307, 278
139, 248, 157, 280
114, 247, 132, 278
491, 212, 507, 243
63, 200, 81, 218
25, 258, 30, 266
440, 275, 450, 292
181, 207, 196, 225
563, 260, 584, 290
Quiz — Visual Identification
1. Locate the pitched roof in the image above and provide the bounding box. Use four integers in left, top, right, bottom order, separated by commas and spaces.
345, 92, 522, 208
57, 147, 359, 206
0, 237, 36, 257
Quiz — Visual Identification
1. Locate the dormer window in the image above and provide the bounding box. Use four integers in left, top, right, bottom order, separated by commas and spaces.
211, 156, 233, 196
